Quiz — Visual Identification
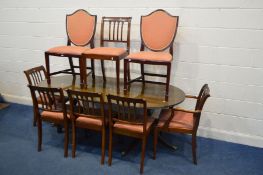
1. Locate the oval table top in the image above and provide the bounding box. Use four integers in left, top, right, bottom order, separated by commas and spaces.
39, 75, 185, 109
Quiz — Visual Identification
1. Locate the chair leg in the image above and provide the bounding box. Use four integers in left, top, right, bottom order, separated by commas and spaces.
45, 52, 51, 84
56, 125, 63, 133
192, 135, 197, 165
124, 59, 128, 91
153, 129, 159, 160
140, 136, 147, 174
37, 118, 42, 152
116, 60, 120, 92
101, 60, 106, 81
108, 127, 113, 166
64, 121, 69, 157
33, 110, 37, 127
101, 127, 106, 165
72, 121, 76, 158
165, 63, 171, 100
141, 63, 145, 85
127, 60, 131, 82
91, 59, 95, 79
68, 57, 75, 75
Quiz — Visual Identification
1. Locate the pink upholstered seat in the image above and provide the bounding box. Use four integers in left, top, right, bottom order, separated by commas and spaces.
83, 47, 126, 58
113, 117, 155, 133
75, 116, 103, 128
127, 51, 172, 62
41, 111, 70, 123
157, 109, 193, 131
48, 46, 89, 56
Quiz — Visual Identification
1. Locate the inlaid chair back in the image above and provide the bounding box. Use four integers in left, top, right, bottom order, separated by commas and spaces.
24, 65, 47, 86
66, 9, 97, 46
141, 9, 179, 53
100, 17, 132, 53
67, 90, 106, 164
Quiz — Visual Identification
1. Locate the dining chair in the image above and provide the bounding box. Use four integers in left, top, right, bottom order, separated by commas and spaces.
24, 65, 47, 126
124, 9, 179, 100
28, 85, 69, 157
107, 94, 155, 174
67, 89, 106, 164
153, 84, 210, 164
80, 16, 132, 90
45, 9, 97, 84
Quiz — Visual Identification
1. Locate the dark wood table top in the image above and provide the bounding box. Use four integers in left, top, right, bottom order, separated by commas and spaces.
39, 75, 185, 109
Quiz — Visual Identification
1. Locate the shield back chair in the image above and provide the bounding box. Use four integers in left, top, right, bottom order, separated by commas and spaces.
28, 85, 69, 157
107, 95, 155, 174
24, 65, 47, 126
80, 17, 132, 91
153, 84, 210, 164
124, 9, 179, 100
45, 9, 97, 84
67, 90, 106, 164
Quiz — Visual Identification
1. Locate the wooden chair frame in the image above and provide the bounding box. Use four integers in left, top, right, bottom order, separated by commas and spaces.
67, 89, 106, 164
124, 9, 179, 100
107, 94, 154, 174
24, 65, 47, 126
45, 9, 97, 84
153, 84, 210, 164
80, 16, 132, 91
28, 85, 69, 157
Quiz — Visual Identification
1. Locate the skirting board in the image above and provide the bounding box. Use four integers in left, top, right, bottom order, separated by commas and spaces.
2, 93, 263, 148
198, 127, 263, 148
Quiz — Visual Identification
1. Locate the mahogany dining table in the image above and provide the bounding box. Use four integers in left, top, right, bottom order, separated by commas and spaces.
38, 74, 185, 109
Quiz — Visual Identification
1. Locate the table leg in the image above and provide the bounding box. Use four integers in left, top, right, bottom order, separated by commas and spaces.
45, 52, 51, 84
158, 132, 178, 151
116, 59, 120, 93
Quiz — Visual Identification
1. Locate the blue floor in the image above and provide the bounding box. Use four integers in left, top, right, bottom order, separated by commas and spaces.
0, 103, 262, 175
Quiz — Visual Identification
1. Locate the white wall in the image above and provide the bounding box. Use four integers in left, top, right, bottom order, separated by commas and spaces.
0, 0, 263, 147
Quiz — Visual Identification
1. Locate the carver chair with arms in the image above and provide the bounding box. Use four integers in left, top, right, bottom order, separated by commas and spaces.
153, 84, 210, 164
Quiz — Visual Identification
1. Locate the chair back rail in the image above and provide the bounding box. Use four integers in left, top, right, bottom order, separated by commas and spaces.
28, 85, 66, 114
100, 17, 132, 53
67, 90, 105, 121
24, 65, 47, 86
193, 84, 210, 132
107, 95, 147, 132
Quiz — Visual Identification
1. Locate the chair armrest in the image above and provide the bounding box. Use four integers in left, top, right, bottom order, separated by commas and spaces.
185, 95, 198, 99
173, 107, 201, 114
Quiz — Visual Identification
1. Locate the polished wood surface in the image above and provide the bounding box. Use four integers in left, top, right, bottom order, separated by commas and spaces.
39, 75, 185, 109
